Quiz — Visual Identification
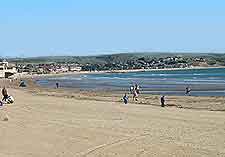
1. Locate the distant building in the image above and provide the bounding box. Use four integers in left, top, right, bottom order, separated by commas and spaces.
0, 59, 17, 78
68, 65, 82, 72
54, 66, 68, 73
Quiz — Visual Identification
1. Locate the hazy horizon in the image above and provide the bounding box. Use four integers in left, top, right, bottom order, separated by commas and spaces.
1, 0, 225, 57
2, 51, 225, 59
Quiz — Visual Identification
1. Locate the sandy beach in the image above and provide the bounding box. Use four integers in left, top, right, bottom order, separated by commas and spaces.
2, 0, 225, 156
0, 83, 225, 157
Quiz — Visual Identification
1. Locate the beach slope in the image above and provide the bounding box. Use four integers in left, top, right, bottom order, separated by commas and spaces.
0, 89, 225, 157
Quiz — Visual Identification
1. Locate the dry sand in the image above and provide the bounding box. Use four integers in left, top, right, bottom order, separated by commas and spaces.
0, 88, 225, 157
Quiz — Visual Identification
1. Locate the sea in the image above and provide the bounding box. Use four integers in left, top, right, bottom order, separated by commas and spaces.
36, 68, 225, 97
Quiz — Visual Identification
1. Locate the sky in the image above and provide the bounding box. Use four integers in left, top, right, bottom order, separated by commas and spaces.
1, 0, 225, 57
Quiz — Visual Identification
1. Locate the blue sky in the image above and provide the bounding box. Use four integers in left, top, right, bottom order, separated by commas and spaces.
1, 0, 225, 57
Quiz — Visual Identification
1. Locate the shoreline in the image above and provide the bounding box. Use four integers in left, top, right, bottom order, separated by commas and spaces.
6, 66, 224, 111
17, 79, 225, 112
1, 75, 225, 113
27, 66, 225, 97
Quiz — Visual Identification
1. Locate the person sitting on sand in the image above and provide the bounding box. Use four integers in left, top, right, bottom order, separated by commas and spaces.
160, 95, 165, 107
1, 87, 14, 104
123, 93, 128, 104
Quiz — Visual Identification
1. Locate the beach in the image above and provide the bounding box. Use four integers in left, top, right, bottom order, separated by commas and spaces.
2, 0, 225, 156
0, 87, 225, 157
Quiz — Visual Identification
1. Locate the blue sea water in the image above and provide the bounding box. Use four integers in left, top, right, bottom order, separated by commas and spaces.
36, 68, 225, 96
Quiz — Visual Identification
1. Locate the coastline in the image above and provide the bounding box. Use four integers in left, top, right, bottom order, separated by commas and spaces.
6, 66, 224, 111
15, 66, 225, 79
9, 77, 224, 112
106, 66, 225, 73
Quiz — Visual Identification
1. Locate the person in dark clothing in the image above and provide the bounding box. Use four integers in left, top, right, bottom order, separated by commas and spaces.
1, 87, 14, 104
2, 87, 9, 101
160, 96, 165, 107
56, 82, 59, 88
123, 93, 128, 104
135, 84, 140, 94
19, 80, 27, 87
0, 101, 3, 107
185, 87, 191, 95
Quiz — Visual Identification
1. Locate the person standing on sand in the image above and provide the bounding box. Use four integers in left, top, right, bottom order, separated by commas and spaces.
133, 89, 138, 101
185, 86, 191, 96
2, 87, 8, 102
135, 84, 140, 94
123, 93, 128, 104
130, 85, 134, 94
56, 82, 59, 88
160, 95, 165, 107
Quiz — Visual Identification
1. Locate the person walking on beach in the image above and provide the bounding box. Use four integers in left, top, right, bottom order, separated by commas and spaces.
185, 86, 191, 95
135, 84, 140, 94
56, 82, 59, 88
130, 85, 134, 94
133, 89, 138, 101
160, 95, 165, 107
122, 93, 128, 104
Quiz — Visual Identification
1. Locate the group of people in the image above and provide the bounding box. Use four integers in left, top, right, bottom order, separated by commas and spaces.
122, 83, 140, 104
160, 86, 191, 107
122, 84, 192, 107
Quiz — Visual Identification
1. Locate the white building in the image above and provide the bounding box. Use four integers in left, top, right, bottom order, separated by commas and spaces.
0, 59, 17, 78
69, 66, 82, 72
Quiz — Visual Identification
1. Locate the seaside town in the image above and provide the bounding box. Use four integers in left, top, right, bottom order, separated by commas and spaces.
0, 54, 216, 78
